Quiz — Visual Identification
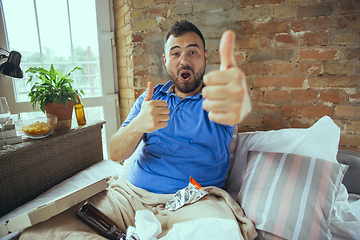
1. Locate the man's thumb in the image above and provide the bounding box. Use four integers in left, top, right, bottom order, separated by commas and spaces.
144, 82, 154, 101
219, 30, 236, 71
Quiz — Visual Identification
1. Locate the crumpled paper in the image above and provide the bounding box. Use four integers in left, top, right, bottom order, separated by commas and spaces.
165, 177, 208, 211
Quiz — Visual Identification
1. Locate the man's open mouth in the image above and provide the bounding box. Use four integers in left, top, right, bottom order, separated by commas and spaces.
179, 70, 192, 82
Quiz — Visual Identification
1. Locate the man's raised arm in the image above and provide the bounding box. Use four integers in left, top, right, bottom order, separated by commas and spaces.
202, 30, 252, 126
109, 82, 170, 162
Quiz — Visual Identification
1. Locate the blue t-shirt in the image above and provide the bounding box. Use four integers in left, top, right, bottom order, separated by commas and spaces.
121, 80, 235, 194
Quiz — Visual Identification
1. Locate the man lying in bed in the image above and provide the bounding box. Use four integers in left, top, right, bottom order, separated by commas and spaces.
20, 20, 256, 240
109, 20, 252, 194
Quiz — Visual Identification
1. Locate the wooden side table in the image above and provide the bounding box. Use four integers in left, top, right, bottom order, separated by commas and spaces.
0, 121, 105, 217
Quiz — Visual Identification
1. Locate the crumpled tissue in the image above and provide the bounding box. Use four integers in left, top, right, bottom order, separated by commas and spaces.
126, 210, 162, 240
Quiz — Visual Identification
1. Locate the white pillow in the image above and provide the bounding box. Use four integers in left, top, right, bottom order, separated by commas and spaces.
226, 115, 340, 199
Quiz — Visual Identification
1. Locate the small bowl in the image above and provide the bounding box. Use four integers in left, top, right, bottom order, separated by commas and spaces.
15, 113, 58, 139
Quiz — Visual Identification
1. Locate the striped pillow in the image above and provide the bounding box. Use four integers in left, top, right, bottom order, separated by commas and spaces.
238, 151, 348, 240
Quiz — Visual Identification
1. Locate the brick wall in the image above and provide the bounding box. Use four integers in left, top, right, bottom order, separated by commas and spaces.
113, 0, 360, 152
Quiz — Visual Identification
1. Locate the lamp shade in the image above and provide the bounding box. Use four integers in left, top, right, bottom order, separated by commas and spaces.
0, 51, 23, 78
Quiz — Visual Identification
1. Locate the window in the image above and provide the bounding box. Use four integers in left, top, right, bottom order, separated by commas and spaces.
0, 0, 119, 159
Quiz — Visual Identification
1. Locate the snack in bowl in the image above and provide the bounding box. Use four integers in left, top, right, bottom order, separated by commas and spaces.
15, 113, 58, 139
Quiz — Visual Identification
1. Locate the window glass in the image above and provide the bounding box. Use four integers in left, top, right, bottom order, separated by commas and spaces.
2, 0, 102, 102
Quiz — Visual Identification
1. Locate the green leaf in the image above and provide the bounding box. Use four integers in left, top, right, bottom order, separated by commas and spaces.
26, 64, 83, 108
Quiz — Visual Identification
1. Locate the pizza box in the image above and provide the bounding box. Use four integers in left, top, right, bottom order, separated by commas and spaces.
0, 178, 107, 237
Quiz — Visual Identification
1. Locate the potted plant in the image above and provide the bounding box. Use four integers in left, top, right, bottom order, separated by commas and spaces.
26, 64, 84, 130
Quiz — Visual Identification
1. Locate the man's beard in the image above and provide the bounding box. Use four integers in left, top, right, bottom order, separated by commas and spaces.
168, 64, 206, 94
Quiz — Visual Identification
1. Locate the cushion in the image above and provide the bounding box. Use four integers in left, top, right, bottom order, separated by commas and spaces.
226, 115, 341, 199
336, 149, 360, 195
238, 151, 348, 240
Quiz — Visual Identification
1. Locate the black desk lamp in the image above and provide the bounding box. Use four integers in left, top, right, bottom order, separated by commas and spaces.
0, 48, 23, 78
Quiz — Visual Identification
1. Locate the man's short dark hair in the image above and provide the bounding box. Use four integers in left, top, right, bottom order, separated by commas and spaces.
165, 20, 206, 50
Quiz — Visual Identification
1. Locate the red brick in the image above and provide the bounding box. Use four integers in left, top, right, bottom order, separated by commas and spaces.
299, 49, 338, 60
340, 0, 360, 15
207, 49, 244, 64
325, 61, 352, 75
297, 3, 334, 18
335, 105, 360, 118
133, 65, 150, 76
133, 55, 151, 65
345, 48, 360, 60
291, 90, 317, 102
271, 62, 294, 75
238, 0, 284, 7
290, 118, 314, 128
319, 90, 346, 103
154, 0, 175, 5
339, 134, 360, 149
298, 61, 324, 75
144, 32, 163, 42
263, 117, 285, 130
348, 15, 360, 30
238, 126, 259, 132
264, 90, 288, 103
281, 105, 332, 117
145, 8, 169, 18
255, 76, 305, 88
253, 104, 280, 116
273, 34, 298, 47
301, 32, 328, 46
308, 76, 359, 88
132, 33, 144, 42
241, 21, 288, 36
239, 115, 263, 128
332, 33, 358, 45
291, 18, 348, 33
248, 49, 294, 62
237, 36, 270, 49
139, 43, 157, 54
347, 121, 360, 132
240, 63, 270, 76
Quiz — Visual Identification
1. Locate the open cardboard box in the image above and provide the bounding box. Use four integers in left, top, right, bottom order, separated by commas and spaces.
0, 178, 107, 237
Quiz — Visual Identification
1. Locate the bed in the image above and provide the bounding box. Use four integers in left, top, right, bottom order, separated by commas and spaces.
1, 116, 359, 240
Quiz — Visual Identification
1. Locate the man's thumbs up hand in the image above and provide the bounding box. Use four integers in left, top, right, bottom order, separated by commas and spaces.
134, 82, 170, 133
144, 81, 154, 102
219, 30, 236, 71
202, 30, 252, 126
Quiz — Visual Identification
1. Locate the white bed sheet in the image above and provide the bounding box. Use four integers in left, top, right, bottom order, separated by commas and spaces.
331, 191, 360, 240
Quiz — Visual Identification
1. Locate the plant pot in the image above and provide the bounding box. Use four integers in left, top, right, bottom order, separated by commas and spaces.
45, 101, 74, 130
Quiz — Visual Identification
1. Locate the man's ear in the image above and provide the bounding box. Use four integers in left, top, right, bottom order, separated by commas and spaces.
163, 53, 167, 65
205, 50, 208, 65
